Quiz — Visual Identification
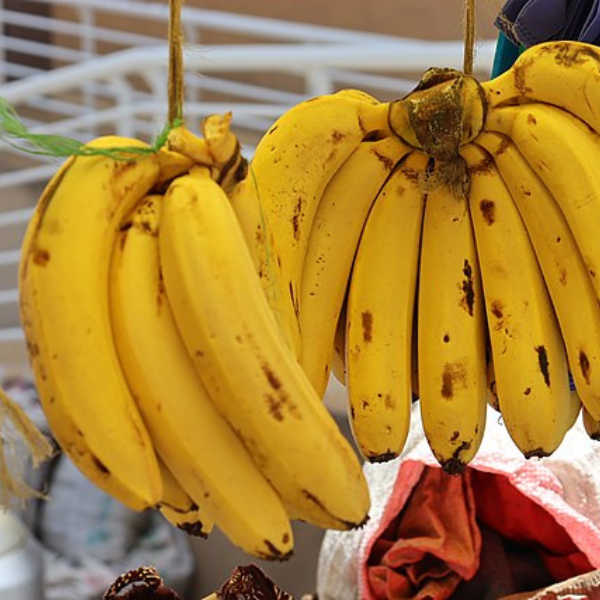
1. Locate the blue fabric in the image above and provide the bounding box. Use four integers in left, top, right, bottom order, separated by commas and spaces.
494, 0, 600, 48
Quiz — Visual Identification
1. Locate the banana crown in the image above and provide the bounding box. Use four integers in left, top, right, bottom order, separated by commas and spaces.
388, 68, 486, 162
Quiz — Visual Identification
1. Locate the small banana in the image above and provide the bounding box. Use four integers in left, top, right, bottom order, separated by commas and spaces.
157, 461, 213, 539
417, 157, 487, 474
159, 167, 370, 531
476, 131, 600, 421
483, 41, 600, 136
299, 135, 411, 398
346, 151, 428, 462
110, 193, 293, 560
19, 137, 163, 511
229, 90, 392, 358
462, 143, 577, 458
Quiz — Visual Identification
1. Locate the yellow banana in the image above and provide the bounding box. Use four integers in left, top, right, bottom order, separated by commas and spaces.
19, 137, 162, 511
331, 294, 348, 386
346, 151, 428, 462
485, 103, 600, 301
476, 131, 600, 421
109, 194, 293, 559
462, 143, 577, 457
229, 90, 392, 358
157, 461, 213, 538
417, 157, 487, 474
483, 41, 600, 135
159, 167, 370, 531
299, 135, 411, 397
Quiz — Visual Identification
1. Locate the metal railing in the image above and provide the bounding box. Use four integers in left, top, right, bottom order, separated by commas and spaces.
0, 0, 495, 373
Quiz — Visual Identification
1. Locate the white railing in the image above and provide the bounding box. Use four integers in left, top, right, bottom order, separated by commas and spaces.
0, 0, 495, 374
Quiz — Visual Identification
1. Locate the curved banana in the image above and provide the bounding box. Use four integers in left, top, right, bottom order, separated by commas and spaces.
158, 461, 213, 538
476, 131, 600, 421
346, 151, 428, 462
483, 41, 600, 135
109, 194, 293, 559
417, 157, 487, 474
299, 135, 411, 397
159, 167, 370, 531
19, 137, 163, 511
461, 143, 577, 457
485, 103, 600, 301
229, 90, 392, 357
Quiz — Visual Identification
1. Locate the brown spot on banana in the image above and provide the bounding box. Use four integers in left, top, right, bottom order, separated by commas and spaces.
580, 350, 591, 385
479, 199, 496, 225
92, 455, 110, 474
33, 248, 50, 266
262, 364, 282, 390
441, 361, 468, 399
368, 451, 398, 463
442, 439, 471, 476
461, 259, 476, 316
527, 113, 537, 126
361, 311, 373, 343
524, 447, 551, 459
535, 345, 551, 386
177, 521, 209, 538
490, 300, 504, 320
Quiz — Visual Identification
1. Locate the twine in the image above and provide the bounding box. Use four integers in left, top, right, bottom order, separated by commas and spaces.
168, 0, 185, 125
463, 0, 476, 75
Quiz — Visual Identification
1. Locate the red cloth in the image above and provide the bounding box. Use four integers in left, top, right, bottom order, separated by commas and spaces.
365, 466, 594, 599
471, 470, 594, 581
366, 468, 481, 599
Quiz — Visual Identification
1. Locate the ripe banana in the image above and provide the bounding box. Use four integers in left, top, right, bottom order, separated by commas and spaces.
417, 157, 487, 474
158, 461, 213, 538
483, 41, 600, 135
159, 167, 370, 531
299, 135, 411, 398
485, 103, 600, 302
346, 151, 428, 462
229, 90, 392, 358
109, 194, 293, 559
461, 143, 577, 457
19, 137, 163, 511
476, 131, 600, 421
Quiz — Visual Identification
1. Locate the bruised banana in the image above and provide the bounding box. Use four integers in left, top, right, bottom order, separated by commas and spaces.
229, 90, 391, 358
476, 131, 600, 421
462, 143, 578, 457
483, 41, 600, 136
417, 157, 487, 474
157, 460, 213, 538
159, 167, 370, 531
485, 103, 600, 302
299, 135, 411, 398
19, 138, 163, 511
346, 152, 428, 462
109, 194, 293, 560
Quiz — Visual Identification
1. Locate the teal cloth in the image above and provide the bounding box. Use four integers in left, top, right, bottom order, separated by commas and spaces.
491, 32, 524, 78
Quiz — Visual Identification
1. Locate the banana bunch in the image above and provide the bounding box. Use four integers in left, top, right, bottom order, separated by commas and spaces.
231, 40, 600, 474
19, 111, 369, 560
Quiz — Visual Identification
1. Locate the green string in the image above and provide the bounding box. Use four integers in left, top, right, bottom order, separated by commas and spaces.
0, 96, 180, 161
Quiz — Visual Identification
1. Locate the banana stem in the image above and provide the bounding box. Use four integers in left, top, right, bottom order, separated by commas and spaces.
463, 0, 476, 75
168, 0, 185, 125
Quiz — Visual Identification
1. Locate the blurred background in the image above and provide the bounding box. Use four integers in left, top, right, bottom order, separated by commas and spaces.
0, 1, 502, 597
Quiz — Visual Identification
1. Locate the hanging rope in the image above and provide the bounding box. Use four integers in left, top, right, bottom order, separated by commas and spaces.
463, 0, 476, 75
168, 0, 185, 125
